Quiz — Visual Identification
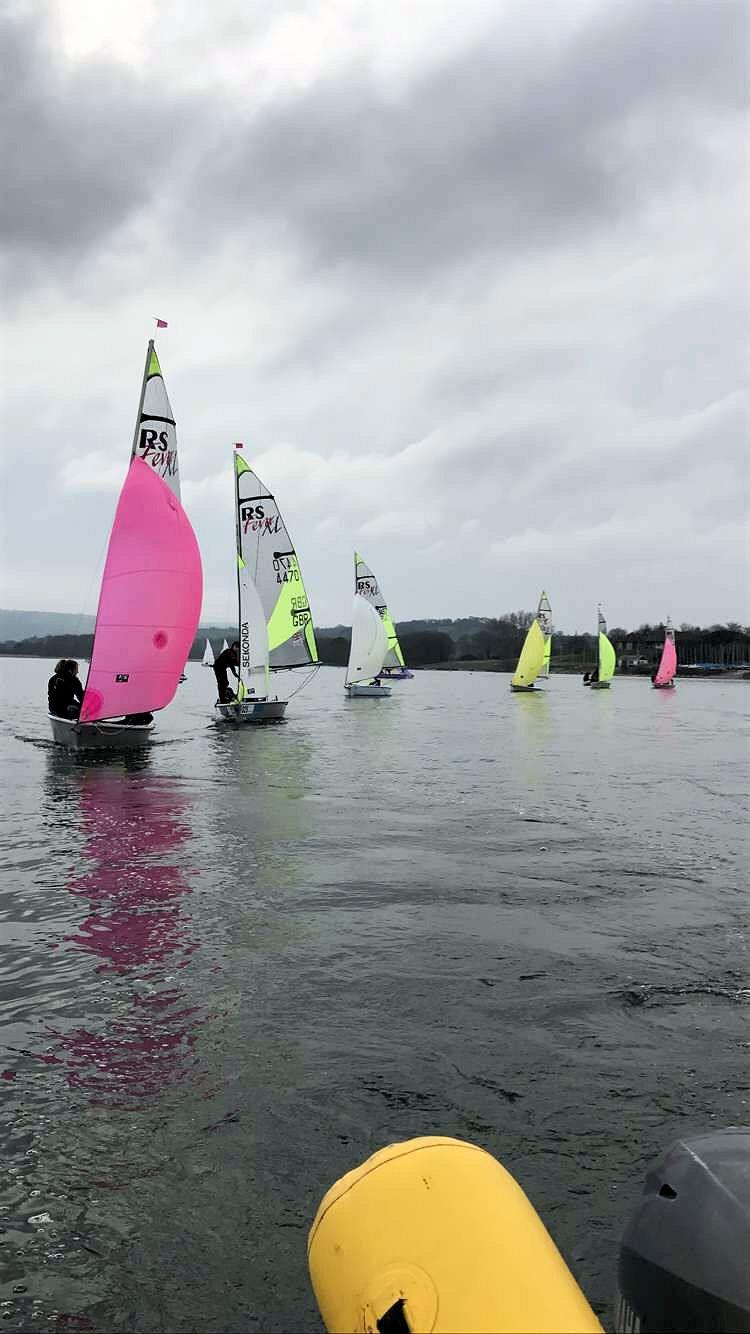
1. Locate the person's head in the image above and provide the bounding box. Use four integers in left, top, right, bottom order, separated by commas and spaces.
230, 641, 239, 655
67, 660, 80, 676
54, 659, 67, 676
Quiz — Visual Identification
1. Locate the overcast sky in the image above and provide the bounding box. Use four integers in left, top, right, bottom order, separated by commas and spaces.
1, 0, 747, 631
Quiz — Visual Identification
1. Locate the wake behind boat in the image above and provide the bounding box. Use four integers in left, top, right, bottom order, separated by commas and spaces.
49, 340, 202, 751
215, 445, 319, 726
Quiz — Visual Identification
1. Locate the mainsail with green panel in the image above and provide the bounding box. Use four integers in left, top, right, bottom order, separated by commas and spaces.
354, 553, 409, 675
537, 590, 552, 678
131, 341, 180, 497
233, 447, 318, 694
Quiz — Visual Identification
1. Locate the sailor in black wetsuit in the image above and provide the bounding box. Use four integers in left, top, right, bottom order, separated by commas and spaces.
48, 659, 84, 719
213, 641, 240, 703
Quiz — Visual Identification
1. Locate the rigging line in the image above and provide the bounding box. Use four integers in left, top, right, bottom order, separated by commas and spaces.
73, 522, 111, 639
286, 662, 321, 700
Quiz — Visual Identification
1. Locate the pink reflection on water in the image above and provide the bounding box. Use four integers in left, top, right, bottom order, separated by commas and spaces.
44, 770, 205, 1108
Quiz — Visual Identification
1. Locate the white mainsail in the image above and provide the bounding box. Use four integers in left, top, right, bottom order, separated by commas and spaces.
131, 343, 180, 497
234, 451, 318, 671
201, 638, 215, 667
354, 552, 406, 670
346, 595, 389, 686
237, 556, 270, 699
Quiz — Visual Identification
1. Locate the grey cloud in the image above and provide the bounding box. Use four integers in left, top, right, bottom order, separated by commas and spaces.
4, 0, 746, 291
0, 7, 199, 283
1, 0, 747, 629
186, 0, 747, 277
618, 290, 748, 418
551, 0, 746, 120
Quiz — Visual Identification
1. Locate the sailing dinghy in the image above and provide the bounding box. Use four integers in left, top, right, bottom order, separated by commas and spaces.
215, 445, 319, 725
201, 638, 215, 667
510, 592, 552, 692
345, 595, 391, 698
354, 552, 413, 679
49, 341, 202, 750
653, 619, 677, 689
586, 607, 616, 690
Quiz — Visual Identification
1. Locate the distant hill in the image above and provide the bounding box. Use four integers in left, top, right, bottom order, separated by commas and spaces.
2, 610, 747, 671
315, 617, 496, 643
0, 609, 96, 639
0, 609, 496, 644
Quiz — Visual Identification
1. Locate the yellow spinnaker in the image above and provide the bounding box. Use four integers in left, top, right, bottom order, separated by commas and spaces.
598, 632, 616, 683
511, 619, 546, 687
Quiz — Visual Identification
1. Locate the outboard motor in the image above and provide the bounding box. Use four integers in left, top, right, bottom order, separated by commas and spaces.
615, 1127, 750, 1332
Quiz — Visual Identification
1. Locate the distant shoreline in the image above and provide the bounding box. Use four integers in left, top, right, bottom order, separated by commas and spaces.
1, 652, 747, 681
426, 660, 750, 680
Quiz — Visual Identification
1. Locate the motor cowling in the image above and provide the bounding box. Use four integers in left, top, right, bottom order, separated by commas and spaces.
615, 1127, 750, 1332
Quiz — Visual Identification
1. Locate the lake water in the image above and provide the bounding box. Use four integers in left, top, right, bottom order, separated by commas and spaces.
0, 659, 748, 1331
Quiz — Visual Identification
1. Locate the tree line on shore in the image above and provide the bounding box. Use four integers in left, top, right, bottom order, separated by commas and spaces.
1, 617, 747, 669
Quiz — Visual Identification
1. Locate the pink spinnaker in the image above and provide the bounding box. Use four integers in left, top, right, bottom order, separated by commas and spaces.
80, 458, 202, 723
654, 636, 677, 687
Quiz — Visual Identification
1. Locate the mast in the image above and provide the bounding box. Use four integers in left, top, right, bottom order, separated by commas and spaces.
234, 444, 244, 695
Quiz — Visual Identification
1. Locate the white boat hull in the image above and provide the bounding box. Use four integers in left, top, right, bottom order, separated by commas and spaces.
215, 698, 288, 725
48, 714, 154, 751
589, 681, 611, 690
510, 683, 541, 693
345, 683, 392, 698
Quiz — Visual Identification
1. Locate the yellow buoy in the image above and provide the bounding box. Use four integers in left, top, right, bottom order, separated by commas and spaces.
308, 1136, 602, 1333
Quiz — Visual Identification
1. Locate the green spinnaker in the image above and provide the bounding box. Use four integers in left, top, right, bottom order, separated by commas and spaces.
511, 619, 546, 687
598, 633, 616, 683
